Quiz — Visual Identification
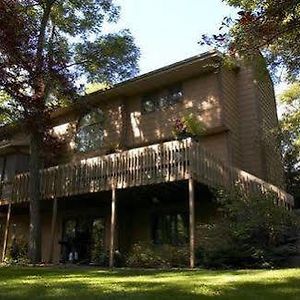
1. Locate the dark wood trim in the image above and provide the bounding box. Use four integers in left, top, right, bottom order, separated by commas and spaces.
1, 203, 11, 262
48, 197, 58, 263
109, 185, 116, 268
188, 178, 195, 268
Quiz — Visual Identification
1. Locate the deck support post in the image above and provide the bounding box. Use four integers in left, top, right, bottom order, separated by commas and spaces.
48, 197, 58, 263
188, 177, 195, 269
1, 202, 12, 262
109, 185, 116, 268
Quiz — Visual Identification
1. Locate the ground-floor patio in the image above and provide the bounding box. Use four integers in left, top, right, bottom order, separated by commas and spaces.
0, 180, 217, 267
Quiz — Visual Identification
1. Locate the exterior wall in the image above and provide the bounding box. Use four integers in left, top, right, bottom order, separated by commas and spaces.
0, 154, 28, 182
53, 98, 124, 160
41, 212, 62, 264
200, 132, 229, 163
237, 66, 266, 179
117, 185, 217, 253
219, 68, 241, 167
236, 64, 284, 187
0, 56, 285, 189
48, 71, 229, 165
125, 73, 223, 148
255, 73, 285, 187
2, 210, 61, 263
6, 213, 29, 251
1, 182, 218, 263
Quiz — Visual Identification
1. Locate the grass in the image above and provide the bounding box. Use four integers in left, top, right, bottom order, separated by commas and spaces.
0, 267, 299, 299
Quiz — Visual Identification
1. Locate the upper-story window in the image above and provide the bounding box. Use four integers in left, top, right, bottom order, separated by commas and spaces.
142, 84, 183, 114
75, 109, 105, 152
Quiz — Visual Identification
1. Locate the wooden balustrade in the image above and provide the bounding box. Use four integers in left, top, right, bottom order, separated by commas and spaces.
1, 138, 293, 207
190, 141, 294, 207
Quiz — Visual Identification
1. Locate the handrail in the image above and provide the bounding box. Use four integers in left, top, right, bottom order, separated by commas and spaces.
3, 138, 293, 208
189, 140, 294, 207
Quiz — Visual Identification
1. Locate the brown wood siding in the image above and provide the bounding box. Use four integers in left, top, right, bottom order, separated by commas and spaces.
200, 133, 229, 164
255, 74, 285, 187
237, 66, 265, 178
0, 59, 285, 190
100, 99, 123, 153
219, 68, 241, 167
64, 98, 125, 160
125, 73, 224, 152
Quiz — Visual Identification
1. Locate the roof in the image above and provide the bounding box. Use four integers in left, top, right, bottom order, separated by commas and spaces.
0, 50, 224, 139
52, 50, 223, 121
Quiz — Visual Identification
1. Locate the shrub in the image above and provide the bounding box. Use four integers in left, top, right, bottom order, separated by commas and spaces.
158, 244, 189, 267
195, 187, 300, 269
126, 242, 168, 268
90, 250, 124, 267
172, 113, 205, 141
6, 238, 29, 265
126, 242, 189, 268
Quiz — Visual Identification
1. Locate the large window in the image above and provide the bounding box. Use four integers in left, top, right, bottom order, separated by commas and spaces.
75, 109, 105, 152
142, 84, 183, 114
152, 212, 188, 245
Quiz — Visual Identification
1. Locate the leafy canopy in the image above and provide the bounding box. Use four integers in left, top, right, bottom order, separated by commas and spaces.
201, 0, 300, 82
279, 82, 300, 206
0, 0, 140, 264
0, 0, 140, 127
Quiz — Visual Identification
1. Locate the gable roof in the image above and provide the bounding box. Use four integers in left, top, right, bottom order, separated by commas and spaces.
0, 50, 224, 139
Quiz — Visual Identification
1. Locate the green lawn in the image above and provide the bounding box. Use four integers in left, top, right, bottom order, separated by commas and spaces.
0, 267, 299, 299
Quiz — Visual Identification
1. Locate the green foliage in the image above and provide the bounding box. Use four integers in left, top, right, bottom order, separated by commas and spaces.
172, 113, 206, 141
196, 187, 300, 269
279, 82, 300, 207
0, 0, 140, 125
5, 239, 29, 265
201, 0, 300, 81
0, 91, 19, 126
126, 242, 189, 268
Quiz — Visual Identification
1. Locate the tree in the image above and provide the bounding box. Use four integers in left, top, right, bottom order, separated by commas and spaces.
201, 0, 300, 81
0, 0, 139, 263
279, 82, 300, 207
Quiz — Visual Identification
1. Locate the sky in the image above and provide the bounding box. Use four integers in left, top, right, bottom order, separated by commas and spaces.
105, 0, 287, 99
112, 0, 236, 74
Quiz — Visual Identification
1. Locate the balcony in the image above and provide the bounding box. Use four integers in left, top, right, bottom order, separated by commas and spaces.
0, 138, 294, 208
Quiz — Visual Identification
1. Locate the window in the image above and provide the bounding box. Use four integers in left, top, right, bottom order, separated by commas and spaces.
152, 212, 188, 245
169, 85, 183, 104
142, 96, 156, 113
142, 84, 183, 114
75, 109, 105, 152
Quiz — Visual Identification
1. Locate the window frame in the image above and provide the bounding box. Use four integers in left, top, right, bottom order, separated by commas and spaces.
75, 109, 105, 153
141, 84, 183, 114
151, 211, 189, 246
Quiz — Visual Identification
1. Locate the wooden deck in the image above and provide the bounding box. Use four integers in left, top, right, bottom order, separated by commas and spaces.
0, 138, 294, 208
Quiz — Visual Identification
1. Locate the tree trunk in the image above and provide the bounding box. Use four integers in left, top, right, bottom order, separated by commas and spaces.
28, 133, 42, 264
28, 2, 53, 264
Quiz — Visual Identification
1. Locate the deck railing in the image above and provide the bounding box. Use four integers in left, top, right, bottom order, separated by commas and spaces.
1, 138, 294, 207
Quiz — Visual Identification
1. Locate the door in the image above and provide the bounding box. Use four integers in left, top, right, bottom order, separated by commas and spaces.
61, 217, 105, 264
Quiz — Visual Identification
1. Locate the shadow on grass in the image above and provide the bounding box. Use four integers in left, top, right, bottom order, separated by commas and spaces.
0, 267, 299, 300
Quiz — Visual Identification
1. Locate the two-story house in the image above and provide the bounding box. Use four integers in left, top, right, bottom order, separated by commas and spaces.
0, 50, 294, 267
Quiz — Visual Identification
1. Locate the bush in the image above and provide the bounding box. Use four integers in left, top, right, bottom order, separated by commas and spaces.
195, 187, 300, 269
126, 242, 189, 268
90, 250, 125, 267
172, 113, 206, 141
6, 238, 29, 265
